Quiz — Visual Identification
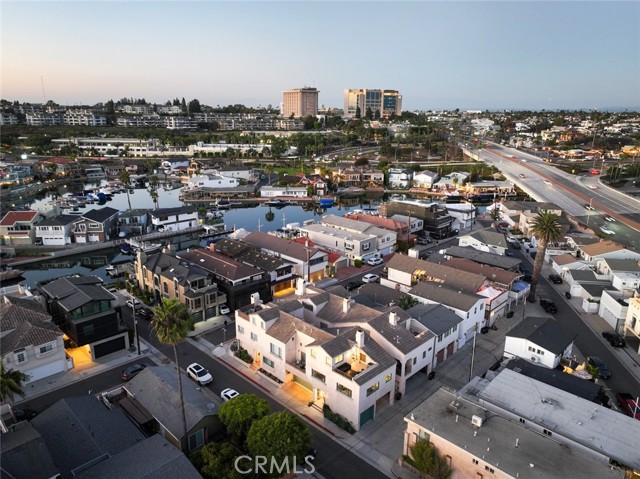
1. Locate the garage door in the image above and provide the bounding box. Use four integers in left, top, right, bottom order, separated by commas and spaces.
25, 360, 66, 383
88, 234, 100, 242
93, 336, 126, 358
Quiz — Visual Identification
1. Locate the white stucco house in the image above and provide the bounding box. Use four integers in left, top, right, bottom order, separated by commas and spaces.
458, 228, 508, 256
260, 186, 308, 198
187, 173, 239, 189
149, 206, 199, 232
34, 214, 77, 246
504, 317, 576, 369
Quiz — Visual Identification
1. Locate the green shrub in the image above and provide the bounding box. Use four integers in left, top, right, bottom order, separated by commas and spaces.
235, 347, 253, 364
354, 259, 362, 268
322, 404, 356, 434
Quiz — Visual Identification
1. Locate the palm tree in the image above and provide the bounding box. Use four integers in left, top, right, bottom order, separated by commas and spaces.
151, 299, 192, 445
118, 169, 132, 210
527, 211, 563, 302
0, 363, 28, 421
149, 175, 160, 209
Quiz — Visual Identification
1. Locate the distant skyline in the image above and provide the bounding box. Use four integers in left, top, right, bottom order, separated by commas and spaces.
2, 1, 639, 111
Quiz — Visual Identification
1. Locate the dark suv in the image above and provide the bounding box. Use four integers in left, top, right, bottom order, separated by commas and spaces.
540, 299, 558, 314
548, 274, 563, 284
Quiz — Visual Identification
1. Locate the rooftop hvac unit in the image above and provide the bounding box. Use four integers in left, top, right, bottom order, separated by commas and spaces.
471, 415, 484, 428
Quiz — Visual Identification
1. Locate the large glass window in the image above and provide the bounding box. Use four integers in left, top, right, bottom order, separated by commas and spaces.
367, 383, 380, 396
188, 429, 204, 451
336, 383, 352, 398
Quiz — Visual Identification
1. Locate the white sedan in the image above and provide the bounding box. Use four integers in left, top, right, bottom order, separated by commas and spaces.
366, 257, 384, 266
126, 298, 142, 310
604, 216, 616, 222
600, 226, 615, 235
220, 388, 240, 402
187, 363, 213, 386
362, 273, 380, 283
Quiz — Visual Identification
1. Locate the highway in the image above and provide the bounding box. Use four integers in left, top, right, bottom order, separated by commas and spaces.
472, 143, 640, 250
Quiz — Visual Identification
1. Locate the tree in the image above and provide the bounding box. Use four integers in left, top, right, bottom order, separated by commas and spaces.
118, 169, 132, 210
246, 412, 312, 478
404, 438, 452, 479
355, 105, 361, 119
188, 99, 202, 114
218, 393, 270, 442
152, 299, 193, 444
527, 211, 563, 302
354, 157, 369, 167
365, 107, 373, 120
149, 175, 160, 209
0, 363, 28, 405
396, 294, 419, 310
190, 442, 244, 479
489, 204, 501, 222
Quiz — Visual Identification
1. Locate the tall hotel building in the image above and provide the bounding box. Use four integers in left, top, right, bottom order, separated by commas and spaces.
344, 89, 402, 118
281, 87, 319, 118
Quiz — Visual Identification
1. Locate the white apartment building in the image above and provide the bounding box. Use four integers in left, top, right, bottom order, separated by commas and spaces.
320, 214, 397, 256
149, 206, 199, 232
187, 174, 239, 189
298, 223, 377, 262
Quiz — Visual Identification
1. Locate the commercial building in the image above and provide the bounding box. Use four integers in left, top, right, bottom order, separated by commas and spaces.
282, 87, 319, 118
343, 89, 402, 118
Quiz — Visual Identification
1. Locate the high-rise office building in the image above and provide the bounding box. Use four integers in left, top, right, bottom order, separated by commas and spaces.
343, 89, 402, 119
282, 87, 319, 118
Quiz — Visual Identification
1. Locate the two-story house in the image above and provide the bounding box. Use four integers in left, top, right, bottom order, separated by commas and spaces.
387, 168, 413, 189
117, 208, 150, 236
298, 223, 378, 263
39, 275, 129, 360
0, 296, 67, 383
412, 170, 438, 189
504, 316, 576, 369
320, 214, 397, 256
0, 211, 44, 246
458, 227, 509, 256
244, 231, 328, 283
213, 238, 295, 298
178, 246, 270, 310
34, 214, 78, 245
135, 249, 227, 320
73, 207, 119, 243
406, 303, 462, 368
150, 206, 199, 232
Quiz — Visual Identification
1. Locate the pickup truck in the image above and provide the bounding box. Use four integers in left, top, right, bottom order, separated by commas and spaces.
616, 393, 640, 420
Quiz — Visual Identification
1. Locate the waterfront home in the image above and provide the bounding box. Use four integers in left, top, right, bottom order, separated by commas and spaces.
387, 168, 413, 189
243, 231, 328, 283
382, 199, 454, 240
39, 276, 129, 360
298, 223, 378, 263
149, 206, 199, 232
320, 214, 397, 256
432, 172, 469, 190
412, 170, 438, 189
117, 209, 150, 236
186, 173, 239, 189
35, 214, 78, 245
260, 186, 308, 198
0, 295, 67, 383
134, 249, 227, 319
0, 210, 44, 246
73, 207, 119, 243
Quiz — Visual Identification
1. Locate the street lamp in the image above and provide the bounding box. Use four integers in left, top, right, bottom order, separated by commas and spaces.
587, 198, 595, 226
129, 294, 141, 355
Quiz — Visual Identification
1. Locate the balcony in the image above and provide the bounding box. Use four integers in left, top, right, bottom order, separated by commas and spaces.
335, 360, 371, 380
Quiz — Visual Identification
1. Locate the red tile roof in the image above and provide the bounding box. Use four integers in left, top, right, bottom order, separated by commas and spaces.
0, 211, 39, 226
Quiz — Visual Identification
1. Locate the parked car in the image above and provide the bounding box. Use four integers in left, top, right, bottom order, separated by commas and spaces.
616, 393, 640, 419
416, 237, 431, 245
345, 281, 362, 291
121, 363, 147, 381
548, 274, 563, 284
366, 257, 384, 266
126, 298, 143, 310
540, 298, 558, 314
219, 304, 231, 315
137, 308, 154, 320
220, 388, 240, 402
187, 363, 213, 386
565, 291, 572, 299
587, 356, 611, 379
602, 331, 625, 348
362, 273, 380, 283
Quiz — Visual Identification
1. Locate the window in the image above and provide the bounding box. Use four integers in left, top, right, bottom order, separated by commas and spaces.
89, 223, 100, 229
193, 298, 202, 309
310, 349, 316, 358
472, 459, 479, 465
188, 429, 204, 451
543, 429, 552, 436
270, 343, 282, 358
311, 369, 326, 383
15, 350, 27, 363
519, 418, 525, 424
335, 354, 344, 363
386, 373, 392, 382
326, 355, 332, 365
39, 344, 54, 355
413, 357, 416, 365
484, 465, 494, 473
336, 383, 352, 398
362, 243, 370, 251
422, 351, 426, 359
250, 332, 258, 341
238, 325, 245, 334
345, 243, 354, 251
263, 357, 274, 368
366, 382, 379, 396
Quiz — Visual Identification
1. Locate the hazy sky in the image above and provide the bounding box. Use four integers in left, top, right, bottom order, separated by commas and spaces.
2, 1, 639, 110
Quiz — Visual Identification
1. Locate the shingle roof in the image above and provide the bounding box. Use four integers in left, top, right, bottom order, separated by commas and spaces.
0, 423, 60, 479
506, 317, 576, 355
31, 396, 146, 479
366, 307, 435, 354
409, 282, 484, 311
149, 206, 196, 218
464, 227, 508, 248
444, 258, 521, 285
139, 251, 210, 286
406, 303, 463, 335
244, 231, 320, 262
568, 269, 600, 282
552, 253, 582, 266
566, 234, 600, 246
444, 245, 522, 270
580, 240, 625, 256
316, 294, 382, 324
357, 283, 404, 307
39, 276, 115, 311
387, 253, 486, 293
81, 206, 119, 223
0, 299, 50, 331
266, 310, 334, 343
601, 258, 640, 272
0, 210, 39, 226
179, 248, 262, 281
36, 214, 79, 227
319, 328, 396, 385
1, 320, 62, 353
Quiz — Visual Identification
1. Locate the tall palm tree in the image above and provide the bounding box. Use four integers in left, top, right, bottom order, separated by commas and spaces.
527, 211, 563, 302
0, 363, 28, 421
151, 299, 192, 444
118, 169, 132, 210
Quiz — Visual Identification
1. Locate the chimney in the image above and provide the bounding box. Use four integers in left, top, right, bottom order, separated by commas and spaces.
355, 329, 365, 348
295, 277, 306, 296
343, 297, 351, 314
136, 249, 147, 268
251, 292, 262, 306
389, 311, 398, 326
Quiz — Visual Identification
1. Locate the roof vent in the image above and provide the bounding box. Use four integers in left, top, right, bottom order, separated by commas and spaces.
471, 415, 484, 427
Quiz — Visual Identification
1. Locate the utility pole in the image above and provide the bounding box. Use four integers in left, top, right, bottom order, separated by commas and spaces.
469, 323, 477, 382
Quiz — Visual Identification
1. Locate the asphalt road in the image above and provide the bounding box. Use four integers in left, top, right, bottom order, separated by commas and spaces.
477, 143, 640, 249
17, 307, 389, 479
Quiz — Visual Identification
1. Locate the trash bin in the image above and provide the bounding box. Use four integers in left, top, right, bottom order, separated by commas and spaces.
428, 371, 436, 380
395, 392, 402, 400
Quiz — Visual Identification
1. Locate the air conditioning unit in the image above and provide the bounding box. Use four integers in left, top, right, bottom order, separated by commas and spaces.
471, 415, 484, 427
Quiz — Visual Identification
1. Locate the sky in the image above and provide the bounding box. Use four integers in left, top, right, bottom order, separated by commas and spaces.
2, 1, 639, 111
